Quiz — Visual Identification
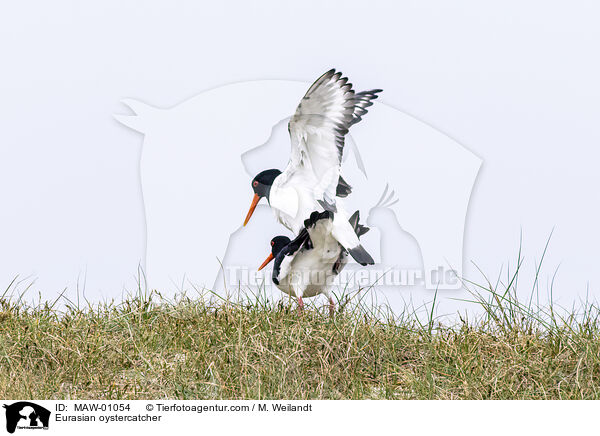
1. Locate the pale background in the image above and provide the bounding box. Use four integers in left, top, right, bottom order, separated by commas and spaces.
0, 1, 598, 315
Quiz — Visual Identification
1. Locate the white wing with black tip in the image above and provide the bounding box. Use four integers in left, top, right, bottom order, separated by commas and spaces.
331, 208, 374, 266
280, 69, 382, 211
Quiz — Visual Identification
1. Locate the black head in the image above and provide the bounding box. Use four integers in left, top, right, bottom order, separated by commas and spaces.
251, 169, 282, 199
244, 169, 282, 226
258, 235, 290, 271
270, 235, 291, 256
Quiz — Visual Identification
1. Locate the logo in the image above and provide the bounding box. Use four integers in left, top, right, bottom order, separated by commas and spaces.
3, 402, 50, 434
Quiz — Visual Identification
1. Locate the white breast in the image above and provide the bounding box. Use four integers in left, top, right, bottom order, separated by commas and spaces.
271, 170, 322, 234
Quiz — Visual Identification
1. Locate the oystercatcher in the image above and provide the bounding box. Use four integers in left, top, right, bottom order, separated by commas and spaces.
243, 69, 381, 266
258, 210, 370, 315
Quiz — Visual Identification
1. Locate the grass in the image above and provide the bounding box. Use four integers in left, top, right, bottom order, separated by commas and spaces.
1, 241, 600, 400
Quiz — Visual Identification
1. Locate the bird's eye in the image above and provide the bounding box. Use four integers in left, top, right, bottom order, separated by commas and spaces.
253, 181, 259, 188
271, 241, 274, 246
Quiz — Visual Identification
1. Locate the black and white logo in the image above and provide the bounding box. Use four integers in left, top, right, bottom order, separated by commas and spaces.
2, 402, 50, 434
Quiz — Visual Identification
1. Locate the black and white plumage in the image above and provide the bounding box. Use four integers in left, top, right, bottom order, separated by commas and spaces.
258, 210, 369, 314
245, 69, 381, 266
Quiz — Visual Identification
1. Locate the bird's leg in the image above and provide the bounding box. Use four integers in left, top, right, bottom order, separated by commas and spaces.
297, 296, 304, 314
329, 296, 336, 317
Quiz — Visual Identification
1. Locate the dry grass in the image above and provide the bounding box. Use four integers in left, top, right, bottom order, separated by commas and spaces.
1, 276, 600, 399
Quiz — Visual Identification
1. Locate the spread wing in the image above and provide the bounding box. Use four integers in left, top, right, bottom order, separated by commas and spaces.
283, 69, 382, 209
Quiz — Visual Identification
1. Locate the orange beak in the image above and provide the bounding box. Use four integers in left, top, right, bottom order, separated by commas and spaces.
258, 253, 274, 271
243, 193, 260, 226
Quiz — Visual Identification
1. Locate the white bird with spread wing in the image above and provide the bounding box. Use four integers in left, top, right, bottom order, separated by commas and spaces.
243, 69, 381, 265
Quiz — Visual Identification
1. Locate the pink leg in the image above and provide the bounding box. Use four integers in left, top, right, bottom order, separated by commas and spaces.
329, 297, 335, 317
297, 296, 304, 314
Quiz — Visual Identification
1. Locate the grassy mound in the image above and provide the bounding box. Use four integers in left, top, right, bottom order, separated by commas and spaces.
1, 284, 599, 399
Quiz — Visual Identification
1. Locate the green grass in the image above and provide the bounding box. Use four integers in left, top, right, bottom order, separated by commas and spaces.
1, 270, 600, 399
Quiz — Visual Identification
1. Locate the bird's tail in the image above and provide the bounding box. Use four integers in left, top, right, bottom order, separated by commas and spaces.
348, 245, 374, 266
348, 210, 370, 238
347, 211, 374, 265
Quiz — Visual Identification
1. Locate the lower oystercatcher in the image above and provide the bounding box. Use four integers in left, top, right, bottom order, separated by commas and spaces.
258, 210, 369, 315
